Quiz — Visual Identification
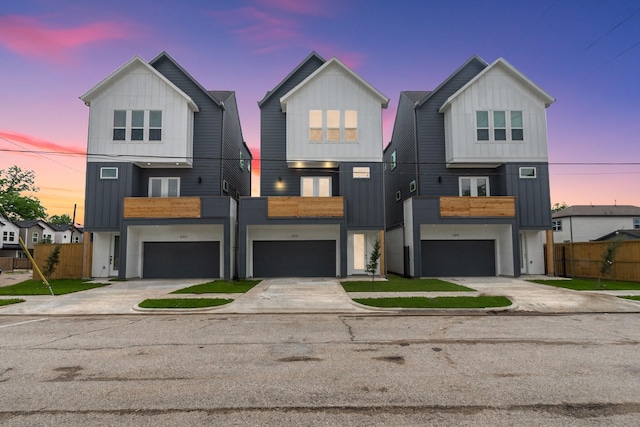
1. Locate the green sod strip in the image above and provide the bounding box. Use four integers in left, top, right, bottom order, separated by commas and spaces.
342, 274, 473, 292
0, 299, 25, 307
529, 278, 640, 291
0, 279, 107, 296
619, 296, 640, 301
354, 296, 512, 309
172, 280, 260, 294
139, 298, 233, 309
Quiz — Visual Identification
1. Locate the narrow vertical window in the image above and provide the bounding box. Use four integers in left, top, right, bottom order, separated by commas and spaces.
493, 111, 506, 141
327, 110, 340, 142
390, 151, 397, 170
345, 110, 357, 141
460, 178, 472, 196
131, 110, 144, 141
476, 111, 489, 141
511, 111, 523, 140
113, 110, 126, 140
149, 110, 162, 141
32, 232, 38, 243
309, 110, 322, 141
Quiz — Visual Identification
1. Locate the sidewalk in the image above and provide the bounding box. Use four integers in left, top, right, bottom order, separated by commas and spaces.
1, 275, 639, 315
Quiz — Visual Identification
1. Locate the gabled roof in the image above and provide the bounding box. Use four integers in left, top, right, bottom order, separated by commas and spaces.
50, 224, 81, 232
150, 51, 222, 109
404, 91, 430, 103
593, 229, 640, 241
258, 51, 326, 107
280, 57, 389, 110
80, 55, 199, 111
14, 220, 45, 229
553, 205, 640, 219
415, 55, 488, 108
439, 57, 555, 113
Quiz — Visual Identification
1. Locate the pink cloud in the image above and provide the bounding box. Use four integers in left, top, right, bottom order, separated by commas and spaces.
0, 130, 86, 155
0, 15, 132, 62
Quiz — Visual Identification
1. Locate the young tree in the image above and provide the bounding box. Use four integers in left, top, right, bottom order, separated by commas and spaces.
366, 236, 381, 283
48, 214, 73, 225
43, 245, 62, 280
0, 166, 46, 221
597, 236, 623, 288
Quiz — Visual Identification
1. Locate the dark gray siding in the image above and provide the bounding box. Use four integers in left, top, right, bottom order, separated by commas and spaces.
84, 162, 135, 230
219, 92, 252, 199
150, 55, 224, 197
415, 59, 487, 197
384, 93, 419, 229
340, 162, 384, 228
259, 55, 325, 197
504, 163, 552, 228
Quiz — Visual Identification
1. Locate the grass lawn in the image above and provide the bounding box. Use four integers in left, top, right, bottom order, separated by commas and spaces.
139, 298, 233, 309
619, 296, 640, 302
353, 296, 512, 309
529, 278, 640, 291
0, 279, 107, 296
171, 280, 260, 294
0, 299, 25, 307
342, 274, 473, 292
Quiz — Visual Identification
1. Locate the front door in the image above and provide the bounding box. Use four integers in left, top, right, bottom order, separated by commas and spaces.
110, 234, 120, 276
519, 232, 527, 274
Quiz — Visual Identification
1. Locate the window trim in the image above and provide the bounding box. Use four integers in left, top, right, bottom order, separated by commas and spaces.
300, 176, 332, 197
148, 177, 180, 197
519, 167, 537, 179
409, 180, 416, 193
476, 110, 524, 142
395, 190, 401, 201
32, 232, 39, 243
633, 218, 640, 230
552, 220, 562, 231
112, 109, 163, 142
390, 151, 397, 170
308, 109, 358, 143
100, 167, 119, 179
239, 151, 244, 170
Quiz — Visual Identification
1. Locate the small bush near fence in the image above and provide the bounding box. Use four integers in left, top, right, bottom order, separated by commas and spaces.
553, 241, 640, 282
32, 243, 84, 280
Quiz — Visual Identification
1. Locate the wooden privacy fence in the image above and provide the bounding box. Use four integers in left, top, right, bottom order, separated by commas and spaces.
0, 258, 31, 271
553, 241, 640, 282
32, 243, 86, 280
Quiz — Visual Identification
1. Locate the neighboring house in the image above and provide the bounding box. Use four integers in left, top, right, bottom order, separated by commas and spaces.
552, 205, 640, 242
13, 220, 57, 253
50, 224, 84, 244
593, 229, 640, 242
384, 56, 555, 277
80, 52, 251, 279
0, 216, 22, 257
238, 52, 389, 278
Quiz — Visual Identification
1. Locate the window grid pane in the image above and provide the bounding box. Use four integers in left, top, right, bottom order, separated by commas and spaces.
327, 110, 340, 141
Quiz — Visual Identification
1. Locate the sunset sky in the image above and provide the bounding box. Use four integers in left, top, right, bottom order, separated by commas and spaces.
1, 0, 639, 225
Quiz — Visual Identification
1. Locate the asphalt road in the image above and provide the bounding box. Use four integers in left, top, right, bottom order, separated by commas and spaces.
1, 313, 639, 426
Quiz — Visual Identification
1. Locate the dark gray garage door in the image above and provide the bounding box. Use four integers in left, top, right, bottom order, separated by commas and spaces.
143, 241, 220, 278
421, 240, 495, 276
253, 240, 336, 278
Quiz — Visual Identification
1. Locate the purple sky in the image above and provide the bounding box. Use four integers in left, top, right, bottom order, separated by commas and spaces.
1, 0, 639, 223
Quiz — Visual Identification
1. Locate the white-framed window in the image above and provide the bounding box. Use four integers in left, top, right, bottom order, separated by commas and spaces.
353, 167, 370, 178
32, 232, 39, 243
112, 110, 162, 142
100, 167, 118, 179
73, 236, 80, 243
308, 109, 358, 143
149, 177, 180, 197
459, 177, 489, 197
395, 190, 401, 201
634, 218, 640, 229
42, 234, 53, 243
519, 167, 537, 179
2, 231, 7, 242
239, 151, 244, 170
552, 220, 562, 231
390, 151, 397, 170
409, 180, 416, 192
301, 177, 331, 197
476, 110, 523, 142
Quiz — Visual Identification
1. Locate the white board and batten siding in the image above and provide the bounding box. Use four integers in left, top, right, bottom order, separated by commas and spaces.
442, 61, 551, 166
283, 61, 385, 164
85, 61, 196, 166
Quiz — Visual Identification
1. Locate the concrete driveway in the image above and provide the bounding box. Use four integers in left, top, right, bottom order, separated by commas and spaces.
1, 273, 639, 315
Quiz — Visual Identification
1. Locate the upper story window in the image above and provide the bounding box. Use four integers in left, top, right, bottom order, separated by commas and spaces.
459, 176, 489, 197
390, 151, 397, 170
42, 234, 53, 244
2, 231, 15, 242
552, 220, 562, 231
113, 110, 163, 142
149, 177, 180, 197
301, 177, 331, 197
308, 109, 358, 143
634, 218, 640, 229
519, 167, 537, 179
239, 151, 245, 170
476, 110, 523, 142
100, 167, 118, 179
32, 232, 39, 243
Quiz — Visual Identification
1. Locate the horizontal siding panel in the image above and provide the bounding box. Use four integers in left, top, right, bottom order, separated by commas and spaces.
123, 197, 201, 218
440, 196, 515, 217
268, 197, 344, 218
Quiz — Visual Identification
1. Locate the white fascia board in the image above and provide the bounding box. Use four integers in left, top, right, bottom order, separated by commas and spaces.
439, 58, 555, 113
79, 56, 199, 112
280, 57, 389, 112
